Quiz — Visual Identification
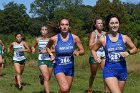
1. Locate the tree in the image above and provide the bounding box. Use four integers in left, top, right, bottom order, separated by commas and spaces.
92, 0, 129, 34
92, 0, 111, 19
124, 3, 140, 47
30, 0, 83, 22
0, 2, 30, 34
111, 0, 129, 34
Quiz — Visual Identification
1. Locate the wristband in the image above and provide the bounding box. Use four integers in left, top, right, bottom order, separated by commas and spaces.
127, 50, 131, 55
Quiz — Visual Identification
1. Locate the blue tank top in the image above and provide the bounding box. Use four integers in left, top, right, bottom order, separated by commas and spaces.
104, 33, 126, 67
55, 33, 75, 67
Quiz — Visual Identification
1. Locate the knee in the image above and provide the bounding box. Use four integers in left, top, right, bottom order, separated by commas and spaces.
16, 72, 21, 75
90, 73, 96, 78
43, 75, 50, 82
60, 85, 69, 93
16, 71, 21, 75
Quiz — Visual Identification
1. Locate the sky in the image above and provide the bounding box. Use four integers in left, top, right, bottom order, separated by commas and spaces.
0, 0, 140, 15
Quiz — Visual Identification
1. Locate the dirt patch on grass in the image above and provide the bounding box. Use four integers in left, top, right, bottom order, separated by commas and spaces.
26, 60, 37, 68
127, 61, 140, 75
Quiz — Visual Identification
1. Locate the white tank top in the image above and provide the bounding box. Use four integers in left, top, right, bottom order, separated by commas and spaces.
13, 41, 26, 61
38, 38, 50, 60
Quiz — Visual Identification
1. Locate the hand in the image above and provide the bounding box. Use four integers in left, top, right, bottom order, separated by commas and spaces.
32, 48, 35, 53
95, 57, 101, 63
73, 50, 80, 56
50, 55, 55, 63
18, 49, 24, 52
120, 51, 129, 58
41, 49, 46, 54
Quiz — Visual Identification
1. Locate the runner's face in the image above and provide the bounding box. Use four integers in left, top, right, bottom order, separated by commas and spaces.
109, 17, 119, 32
59, 19, 69, 33
41, 26, 48, 36
16, 34, 22, 42
95, 19, 103, 30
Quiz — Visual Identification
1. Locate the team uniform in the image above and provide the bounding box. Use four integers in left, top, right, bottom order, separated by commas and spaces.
13, 41, 26, 64
54, 33, 75, 76
0, 45, 3, 56
89, 30, 105, 64
38, 38, 53, 67
0, 45, 4, 64
103, 33, 127, 80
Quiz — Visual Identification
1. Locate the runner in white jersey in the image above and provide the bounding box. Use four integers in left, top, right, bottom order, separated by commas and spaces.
88, 17, 108, 93
8, 33, 30, 90
13, 41, 26, 61
32, 26, 54, 93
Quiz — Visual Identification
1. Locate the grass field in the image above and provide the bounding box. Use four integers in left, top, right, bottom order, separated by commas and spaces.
0, 56, 140, 93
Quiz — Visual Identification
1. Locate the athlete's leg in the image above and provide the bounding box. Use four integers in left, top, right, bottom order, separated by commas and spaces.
105, 77, 121, 93
39, 65, 53, 93
100, 59, 109, 92
88, 63, 99, 92
48, 67, 53, 80
118, 81, 126, 93
20, 64, 25, 75
14, 63, 22, 86
0, 56, 2, 76
66, 76, 73, 93
56, 73, 70, 93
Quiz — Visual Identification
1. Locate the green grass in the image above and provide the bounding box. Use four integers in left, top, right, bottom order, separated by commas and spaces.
0, 59, 140, 93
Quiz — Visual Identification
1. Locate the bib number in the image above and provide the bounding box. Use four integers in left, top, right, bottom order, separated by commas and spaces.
60, 57, 70, 64
109, 52, 121, 61
58, 56, 72, 65
16, 51, 24, 57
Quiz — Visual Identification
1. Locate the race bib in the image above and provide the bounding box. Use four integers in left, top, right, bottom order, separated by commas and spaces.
108, 52, 121, 62
39, 47, 45, 54
58, 56, 72, 65
39, 54, 50, 60
15, 50, 24, 57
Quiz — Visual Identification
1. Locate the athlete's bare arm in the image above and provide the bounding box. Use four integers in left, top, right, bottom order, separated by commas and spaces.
72, 34, 84, 56
8, 42, 14, 52
31, 37, 40, 53
23, 41, 30, 53
46, 35, 57, 62
0, 40, 5, 51
92, 37, 104, 63
123, 35, 137, 54
89, 31, 96, 49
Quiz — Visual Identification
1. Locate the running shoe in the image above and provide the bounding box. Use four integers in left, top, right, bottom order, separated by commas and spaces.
18, 85, 23, 90
39, 75, 44, 85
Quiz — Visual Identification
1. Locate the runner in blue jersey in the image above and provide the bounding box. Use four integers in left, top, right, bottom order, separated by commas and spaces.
46, 18, 84, 93
0, 40, 4, 76
32, 25, 54, 93
88, 17, 108, 93
8, 33, 30, 90
92, 14, 137, 93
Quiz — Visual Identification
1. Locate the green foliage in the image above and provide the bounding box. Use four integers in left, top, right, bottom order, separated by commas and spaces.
124, 3, 140, 47
0, 0, 140, 47
30, 0, 83, 21
92, 0, 129, 34
0, 2, 30, 34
